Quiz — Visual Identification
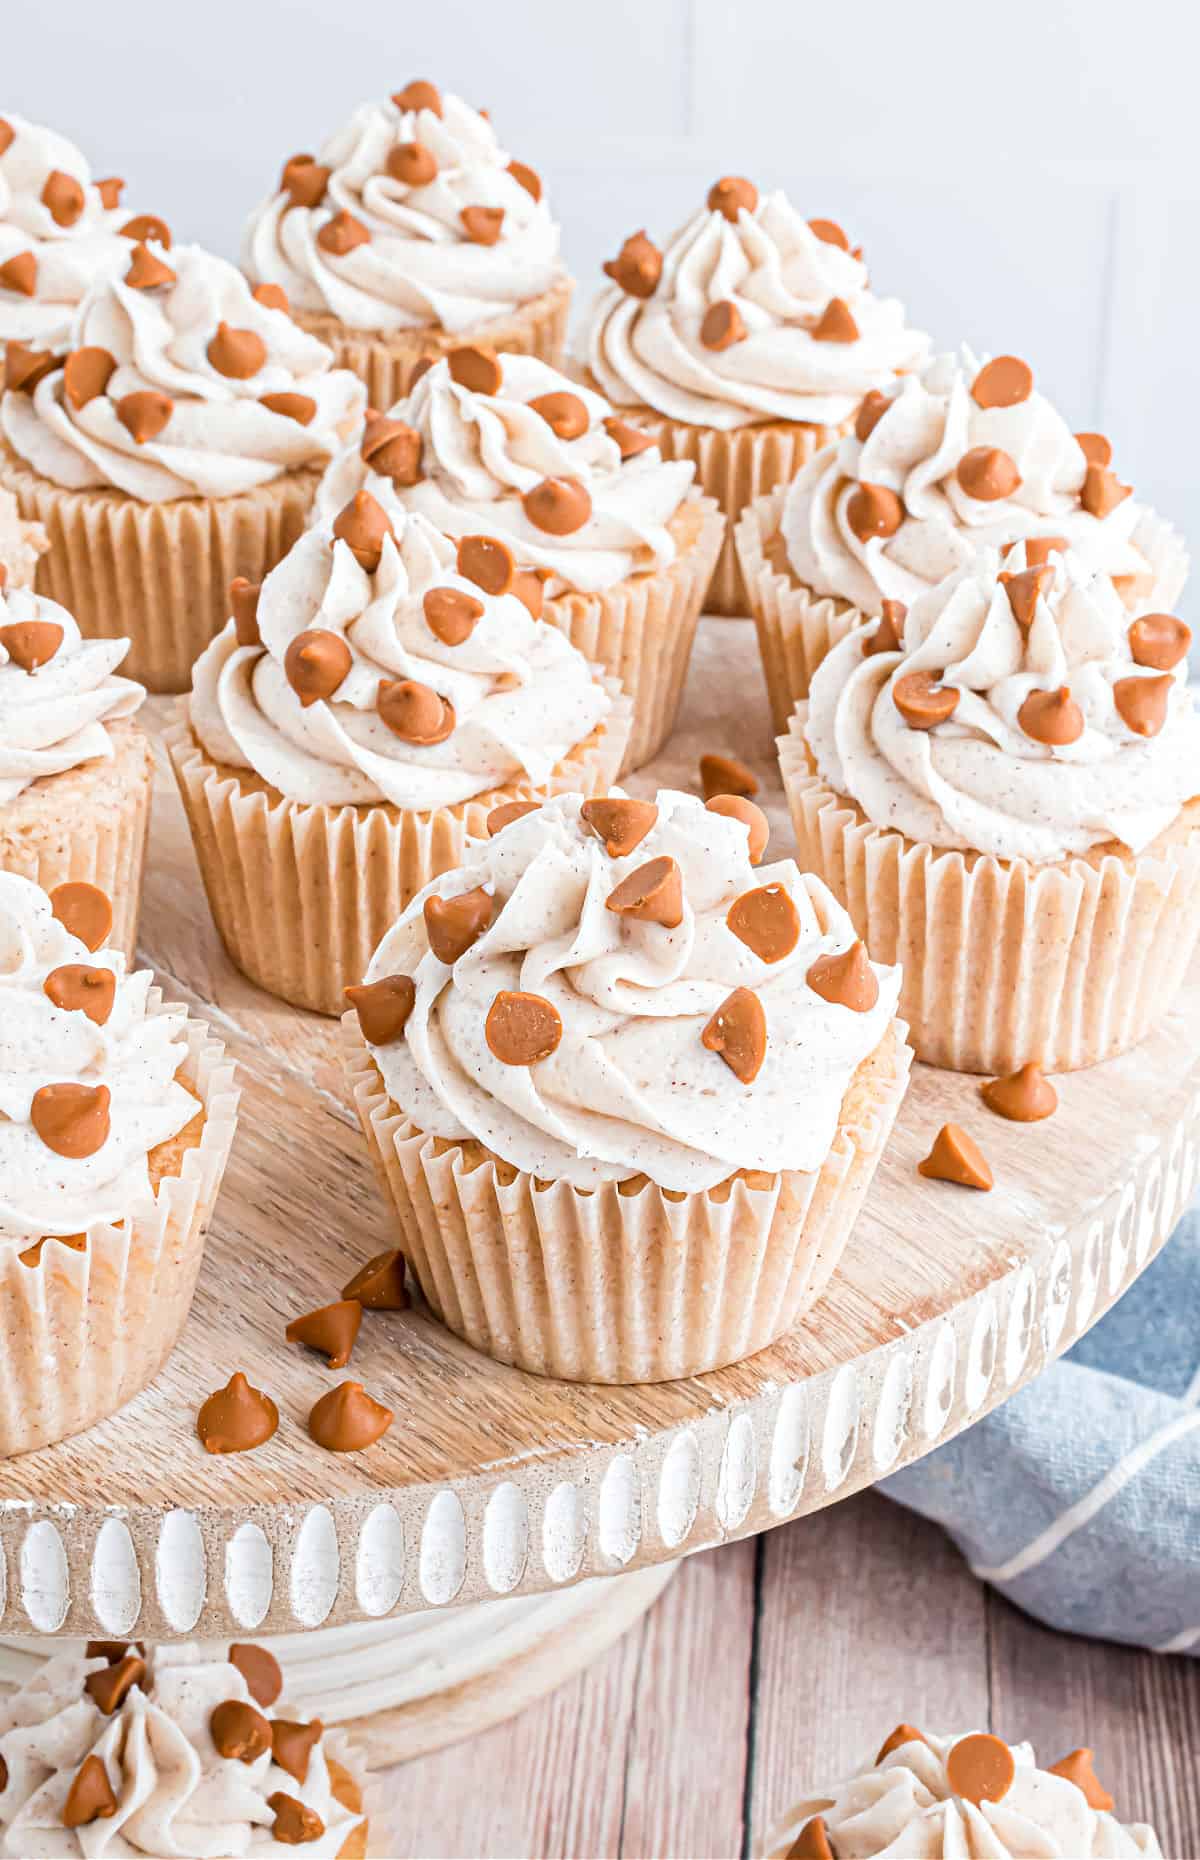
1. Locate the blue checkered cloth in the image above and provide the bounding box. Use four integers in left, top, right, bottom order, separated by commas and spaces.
883, 1201, 1200, 1655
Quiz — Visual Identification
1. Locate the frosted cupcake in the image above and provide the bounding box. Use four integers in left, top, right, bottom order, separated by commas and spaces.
0, 1642, 367, 1856
344, 788, 910, 1382
0, 582, 150, 960
240, 78, 571, 408
0, 243, 364, 692
0, 871, 238, 1456
766, 1725, 1160, 1858
167, 497, 629, 1015
585, 181, 929, 614
313, 349, 723, 768
740, 346, 1188, 729
780, 542, 1200, 1071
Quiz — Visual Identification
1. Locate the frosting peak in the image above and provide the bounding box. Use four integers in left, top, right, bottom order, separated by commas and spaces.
0, 584, 142, 801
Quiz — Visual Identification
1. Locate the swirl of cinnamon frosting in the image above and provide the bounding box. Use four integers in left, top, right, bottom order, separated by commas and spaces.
0, 1643, 363, 1857
0, 113, 134, 347
804, 542, 1199, 864
360, 788, 900, 1193
0, 873, 195, 1240
781, 346, 1168, 614
0, 584, 142, 802
585, 189, 929, 429
190, 504, 613, 809
1, 243, 365, 502
313, 352, 697, 594
240, 88, 563, 333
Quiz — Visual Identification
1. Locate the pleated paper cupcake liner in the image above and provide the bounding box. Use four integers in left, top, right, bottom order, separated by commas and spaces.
0, 443, 320, 694
0, 720, 153, 963
293, 274, 574, 410
164, 677, 631, 1017
343, 1019, 911, 1384
0, 1001, 239, 1458
780, 716, 1200, 1075
545, 494, 725, 773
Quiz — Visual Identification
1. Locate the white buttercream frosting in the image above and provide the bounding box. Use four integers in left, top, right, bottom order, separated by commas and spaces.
313, 352, 697, 594
189, 506, 612, 809
1, 243, 365, 503
586, 189, 928, 430
0, 873, 195, 1240
0, 584, 142, 802
361, 787, 900, 1192
240, 87, 563, 334
772, 1728, 1162, 1859
781, 348, 1161, 615
804, 543, 1199, 864
0, 113, 134, 348
0, 1644, 363, 1857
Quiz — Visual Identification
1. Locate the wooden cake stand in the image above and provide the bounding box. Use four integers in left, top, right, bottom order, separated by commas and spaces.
0, 626, 1195, 1766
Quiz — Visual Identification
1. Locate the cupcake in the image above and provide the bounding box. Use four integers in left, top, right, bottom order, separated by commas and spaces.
312, 348, 723, 768
343, 787, 910, 1383
166, 498, 630, 1016
0, 1641, 367, 1857
584, 181, 929, 614
766, 1725, 1160, 1858
0, 243, 365, 692
0, 581, 150, 960
780, 543, 1200, 1073
0, 871, 238, 1456
0, 483, 45, 587
240, 77, 571, 408
740, 346, 1189, 731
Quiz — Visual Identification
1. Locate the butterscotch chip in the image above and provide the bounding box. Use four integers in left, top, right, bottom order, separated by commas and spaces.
1, 618, 63, 669
261, 391, 317, 426
31, 1082, 110, 1159
447, 344, 503, 394
268, 1791, 325, 1846
523, 475, 591, 535
377, 678, 455, 743
50, 881, 112, 951
726, 884, 799, 963
423, 586, 484, 646
1081, 463, 1130, 519
581, 797, 658, 858
876, 1723, 928, 1765
707, 175, 758, 221
702, 986, 767, 1084
317, 210, 370, 257
457, 532, 515, 595
120, 212, 171, 248
424, 886, 493, 962
272, 1717, 324, 1783
230, 577, 262, 648
1128, 612, 1191, 670
847, 483, 904, 542
1021, 535, 1067, 567
893, 670, 958, 730
606, 855, 683, 929
287, 1299, 363, 1369
1075, 431, 1112, 468
808, 217, 850, 249
44, 964, 115, 1028
603, 415, 655, 460
946, 1732, 1015, 1805
211, 1698, 272, 1762
998, 564, 1052, 633
42, 169, 84, 227
699, 752, 758, 801
284, 628, 352, 707
854, 389, 891, 443
115, 389, 173, 444
0, 120, 15, 156
280, 153, 331, 208
62, 1755, 117, 1829
603, 230, 662, 299
342, 1248, 409, 1309
125, 241, 175, 290
5, 341, 58, 392
971, 355, 1033, 408
1018, 685, 1084, 746
487, 800, 540, 835
197, 1371, 279, 1454
345, 975, 416, 1045
957, 445, 1020, 501
918, 1123, 993, 1191
701, 300, 746, 351
333, 489, 392, 572
1048, 1747, 1114, 1812
806, 939, 879, 1012
0, 251, 36, 296
309, 1382, 394, 1452
863, 599, 906, 657
787, 1818, 834, 1860
253, 281, 291, 314
812, 297, 859, 343
229, 1643, 284, 1708
393, 79, 442, 114
508, 158, 542, 200
705, 794, 768, 863
361, 410, 421, 484
85, 1653, 145, 1715
1113, 673, 1172, 738
529, 389, 589, 440
486, 990, 562, 1065
207, 321, 267, 380
86, 1640, 145, 1664
63, 346, 116, 409
461, 205, 504, 245
981, 1060, 1057, 1122
387, 141, 438, 186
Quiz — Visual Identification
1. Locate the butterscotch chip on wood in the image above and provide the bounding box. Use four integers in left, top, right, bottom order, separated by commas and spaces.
62, 1755, 118, 1829
268, 1792, 325, 1845
361, 410, 422, 483
85, 1653, 146, 1715
50, 881, 112, 951
854, 389, 891, 442
120, 213, 172, 248
702, 986, 767, 1085
982, 1060, 1058, 1122
727, 885, 800, 963
529, 389, 589, 439
918, 1123, 993, 1191
42, 169, 84, 227
846, 483, 904, 542
197, 1371, 279, 1454
461, 205, 504, 246
1128, 612, 1191, 671
1, 618, 63, 670
699, 752, 758, 801
523, 475, 591, 535
280, 154, 330, 209
811, 297, 859, 342
207, 322, 268, 380
1081, 462, 1130, 519
893, 670, 958, 730
1048, 1747, 1114, 1811
700, 300, 746, 351
999, 565, 1052, 633
393, 79, 443, 115
603, 415, 655, 459
261, 391, 317, 426
447, 344, 502, 394
876, 1723, 929, 1764
957, 445, 1020, 502
387, 141, 438, 187
581, 797, 657, 858
230, 577, 262, 648
345, 975, 416, 1045
272, 1717, 324, 1783
487, 799, 540, 835
863, 599, 905, 657
210, 1698, 272, 1762
806, 940, 879, 1012
603, 230, 662, 299
333, 489, 392, 572
486, 990, 563, 1065
125, 242, 175, 290
457, 532, 515, 595
116, 390, 173, 444
705, 794, 768, 863
945, 1732, 1015, 1805
309, 1381, 394, 1452
0, 251, 36, 296
1113, 673, 1172, 738
606, 855, 683, 929
971, 355, 1033, 408
508, 158, 541, 200
229, 1642, 284, 1708
31, 1082, 110, 1159
317, 209, 370, 256
342, 1248, 409, 1309
5, 340, 57, 391
1075, 431, 1112, 468
708, 175, 758, 221
1018, 684, 1084, 746
787, 1818, 835, 1860
286, 1299, 362, 1369
424, 886, 493, 963
377, 678, 455, 743
285, 629, 351, 708
63, 346, 116, 409
44, 963, 115, 1027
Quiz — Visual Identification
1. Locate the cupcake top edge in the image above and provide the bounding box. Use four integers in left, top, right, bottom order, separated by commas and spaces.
0, 580, 142, 803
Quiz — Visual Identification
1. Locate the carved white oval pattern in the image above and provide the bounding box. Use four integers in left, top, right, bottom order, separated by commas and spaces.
1077, 1218, 1104, 1330
1004, 1267, 1037, 1387
291, 1507, 339, 1628
356, 1505, 404, 1618
922, 1320, 957, 1440
91, 1519, 140, 1636
419, 1491, 466, 1606
716, 1413, 757, 1531
598, 1455, 640, 1566
225, 1523, 272, 1629
873, 1351, 913, 1474
20, 1522, 68, 1632
658, 1431, 701, 1550
156, 1512, 206, 1632
821, 1365, 860, 1491
1107, 1180, 1136, 1296
1135, 1156, 1163, 1270
1042, 1240, 1073, 1358
768, 1384, 810, 1517
542, 1482, 586, 1584
964, 1297, 998, 1414
483, 1484, 528, 1595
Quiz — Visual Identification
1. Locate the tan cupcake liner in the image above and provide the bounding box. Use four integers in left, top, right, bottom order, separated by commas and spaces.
780, 717, 1200, 1074
0, 443, 321, 694
163, 677, 631, 1017
0, 1002, 239, 1458
0, 720, 153, 963
545, 493, 725, 773
293, 274, 574, 410
343, 1019, 911, 1384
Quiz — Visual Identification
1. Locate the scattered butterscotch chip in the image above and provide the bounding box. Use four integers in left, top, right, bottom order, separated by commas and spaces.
999, 564, 1052, 633
581, 797, 658, 858
50, 880, 112, 951
115, 389, 173, 444
982, 1061, 1058, 1122
700, 300, 746, 351
342, 1248, 409, 1309
286, 1299, 363, 1370
529, 389, 589, 440
4, 340, 58, 391
705, 794, 768, 863
377, 678, 455, 743
424, 886, 493, 963
0, 250, 36, 296
280, 153, 331, 209
603, 415, 655, 460
423, 586, 483, 647
360, 409, 421, 483
806, 940, 879, 1012
918, 1123, 994, 1191
486, 990, 563, 1065
457, 532, 515, 596
508, 158, 542, 200
1128, 612, 1191, 671
854, 389, 891, 443
197, 1371, 279, 1454
1113, 673, 1172, 738
893, 670, 958, 730
1018, 685, 1084, 746
811, 297, 859, 343
1021, 535, 1067, 568
253, 281, 291, 315
272, 1717, 324, 1784
62, 1754, 117, 1829
1048, 1747, 1114, 1812
606, 855, 684, 929
261, 391, 317, 426
708, 175, 758, 221
268, 1791, 325, 1845
309, 1381, 394, 1452
0, 119, 14, 156
971, 355, 1033, 409
487, 799, 540, 835
211, 1697, 272, 1762
447, 344, 502, 395
208, 321, 268, 380
876, 1723, 928, 1765
786, 1817, 834, 1860
229, 577, 262, 648
863, 599, 906, 657
125, 241, 175, 290
317, 209, 370, 256
603, 230, 662, 299
702, 986, 767, 1085
726, 878, 802, 964
946, 1732, 1016, 1805
345, 974, 416, 1045
957, 445, 1020, 502
120, 212, 171, 248
85, 1652, 146, 1715
699, 752, 758, 801
808, 217, 850, 250
42, 168, 85, 227
96, 176, 124, 207
229, 1642, 284, 1708
393, 79, 442, 114
1080, 463, 1130, 519
31, 1082, 110, 1159
386, 141, 438, 187
1, 618, 64, 670
332, 488, 392, 572
284, 628, 352, 708
63, 345, 116, 410
461, 205, 505, 246
1075, 431, 1112, 468
846, 482, 904, 543
523, 475, 592, 535
44, 964, 116, 1028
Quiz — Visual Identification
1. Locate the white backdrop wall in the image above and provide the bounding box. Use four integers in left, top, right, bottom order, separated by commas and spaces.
13, 0, 1200, 648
